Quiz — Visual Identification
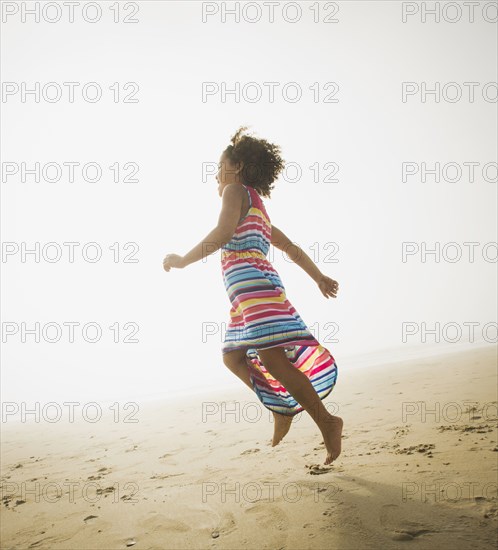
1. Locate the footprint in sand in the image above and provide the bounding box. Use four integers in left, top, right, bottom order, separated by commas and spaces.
305, 463, 333, 475
464, 403, 497, 419
240, 448, 260, 455
149, 473, 184, 480
141, 514, 190, 533
438, 423, 495, 434
473, 496, 498, 520
212, 511, 237, 537
96, 486, 116, 497
6, 497, 26, 508
28, 535, 59, 548
380, 503, 434, 541
88, 467, 111, 481
245, 502, 289, 531
393, 425, 411, 439
158, 451, 182, 465
395, 443, 435, 457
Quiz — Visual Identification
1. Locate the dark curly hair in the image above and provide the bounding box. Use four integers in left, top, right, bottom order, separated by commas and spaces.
222, 126, 285, 198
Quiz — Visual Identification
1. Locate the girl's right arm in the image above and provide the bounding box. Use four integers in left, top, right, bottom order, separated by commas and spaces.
270, 224, 339, 299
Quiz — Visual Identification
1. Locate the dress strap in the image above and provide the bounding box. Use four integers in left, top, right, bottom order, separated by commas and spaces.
240, 184, 252, 222
243, 184, 252, 209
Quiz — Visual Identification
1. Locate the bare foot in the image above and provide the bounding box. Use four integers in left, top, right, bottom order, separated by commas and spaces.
271, 411, 293, 447
321, 415, 343, 465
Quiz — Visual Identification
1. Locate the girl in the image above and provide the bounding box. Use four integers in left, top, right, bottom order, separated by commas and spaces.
163, 127, 342, 465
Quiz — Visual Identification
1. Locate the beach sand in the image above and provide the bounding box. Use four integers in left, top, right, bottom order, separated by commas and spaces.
1, 345, 497, 549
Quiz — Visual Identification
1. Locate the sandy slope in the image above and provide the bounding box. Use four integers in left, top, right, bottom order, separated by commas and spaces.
1, 345, 497, 549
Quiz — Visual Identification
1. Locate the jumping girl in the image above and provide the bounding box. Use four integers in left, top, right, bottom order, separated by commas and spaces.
163, 127, 343, 465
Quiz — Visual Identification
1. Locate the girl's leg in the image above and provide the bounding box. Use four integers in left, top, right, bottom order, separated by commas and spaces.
222, 349, 253, 390
222, 349, 294, 446
256, 346, 343, 464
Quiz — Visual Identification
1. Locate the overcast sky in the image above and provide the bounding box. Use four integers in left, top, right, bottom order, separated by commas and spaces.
2, 1, 496, 406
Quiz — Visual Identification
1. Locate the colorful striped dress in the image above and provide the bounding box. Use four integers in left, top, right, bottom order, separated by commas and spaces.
220, 183, 338, 416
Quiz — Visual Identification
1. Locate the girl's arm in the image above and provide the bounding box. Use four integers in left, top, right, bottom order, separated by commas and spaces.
270, 224, 339, 299
179, 184, 245, 268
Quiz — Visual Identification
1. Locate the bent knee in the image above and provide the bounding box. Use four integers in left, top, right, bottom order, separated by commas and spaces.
222, 350, 247, 370
256, 346, 290, 374
256, 346, 287, 363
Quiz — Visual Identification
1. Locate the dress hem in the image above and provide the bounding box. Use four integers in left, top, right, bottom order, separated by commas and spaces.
221, 338, 320, 355
252, 373, 337, 417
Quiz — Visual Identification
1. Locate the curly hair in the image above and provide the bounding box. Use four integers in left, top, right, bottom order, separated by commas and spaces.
222, 126, 285, 198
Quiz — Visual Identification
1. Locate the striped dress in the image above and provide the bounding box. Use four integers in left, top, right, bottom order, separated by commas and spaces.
220, 183, 338, 416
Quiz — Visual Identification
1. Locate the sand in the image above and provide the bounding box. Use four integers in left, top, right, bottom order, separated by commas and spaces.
1, 345, 497, 549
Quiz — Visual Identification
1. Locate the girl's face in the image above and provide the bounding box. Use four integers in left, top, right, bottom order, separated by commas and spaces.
216, 152, 243, 197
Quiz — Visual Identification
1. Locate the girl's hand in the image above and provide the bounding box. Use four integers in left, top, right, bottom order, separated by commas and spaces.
163, 254, 186, 272
317, 274, 339, 299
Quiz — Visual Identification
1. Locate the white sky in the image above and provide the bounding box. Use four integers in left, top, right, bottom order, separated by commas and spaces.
1, 1, 497, 406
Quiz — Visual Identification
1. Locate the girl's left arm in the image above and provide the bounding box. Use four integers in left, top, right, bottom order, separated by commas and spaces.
163, 184, 244, 271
